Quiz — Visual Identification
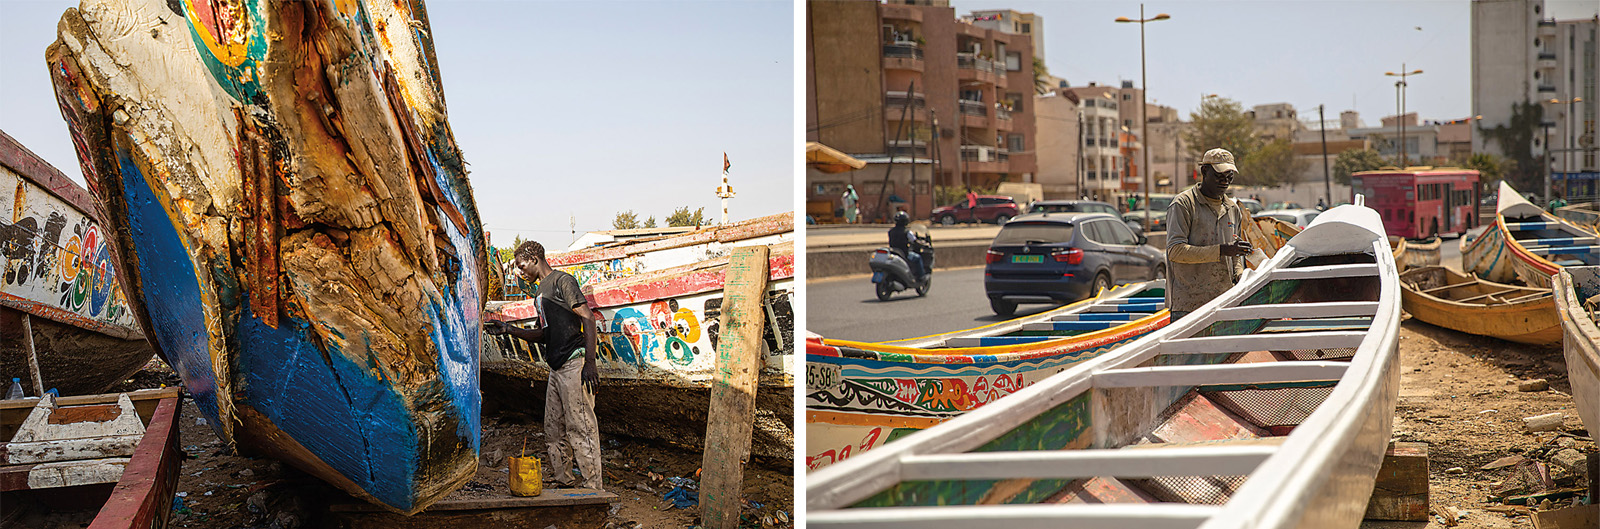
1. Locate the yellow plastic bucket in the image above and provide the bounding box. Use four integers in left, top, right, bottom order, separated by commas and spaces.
508, 439, 543, 497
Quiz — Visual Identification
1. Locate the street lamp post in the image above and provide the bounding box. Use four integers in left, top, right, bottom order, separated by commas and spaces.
1385, 65, 1423, 167
1547, 96, 1584, 203
1116, 6, 1169, 233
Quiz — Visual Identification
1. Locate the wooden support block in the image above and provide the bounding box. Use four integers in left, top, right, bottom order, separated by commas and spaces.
700, 246, 770, 529
1364, 441, 1429, 521
326, 489, 618, 529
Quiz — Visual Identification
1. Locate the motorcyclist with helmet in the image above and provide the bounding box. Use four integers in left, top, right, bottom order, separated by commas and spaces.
888, 211, 928, 280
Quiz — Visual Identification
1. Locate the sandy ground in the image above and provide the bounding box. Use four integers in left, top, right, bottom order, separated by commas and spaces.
1362, 319, 1595, 528
93, 359, 794, 529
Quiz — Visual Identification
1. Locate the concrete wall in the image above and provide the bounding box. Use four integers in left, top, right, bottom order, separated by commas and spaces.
808, 1, 886, 154
1471, 0, 1539, 156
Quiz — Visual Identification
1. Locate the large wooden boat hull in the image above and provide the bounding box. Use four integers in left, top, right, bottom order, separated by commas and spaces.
483, 215, 795, 458
1400, 266, 1560, 345
809, 203, 1402, 529
0, 388, 183, 529
48, 0, 487, 514
1551, 267, 1600, 437
1485, 182, 1600, 288
0, 131, 152, 396
806, 282, 1168, 471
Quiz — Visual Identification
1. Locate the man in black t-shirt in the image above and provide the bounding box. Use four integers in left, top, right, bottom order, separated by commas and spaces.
485, 241, 603, 490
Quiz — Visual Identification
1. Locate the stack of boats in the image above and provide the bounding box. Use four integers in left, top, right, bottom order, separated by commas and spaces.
45, 0, 489, 515
809, 203, 1404, 527
1393, 181, 1600, 346
483, 213, 795, 459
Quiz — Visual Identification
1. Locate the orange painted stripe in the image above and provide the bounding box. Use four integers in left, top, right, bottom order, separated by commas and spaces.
807, 409, 945, 429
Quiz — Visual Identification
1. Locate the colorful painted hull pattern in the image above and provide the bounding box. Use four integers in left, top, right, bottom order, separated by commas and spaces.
48, 0, 487, 514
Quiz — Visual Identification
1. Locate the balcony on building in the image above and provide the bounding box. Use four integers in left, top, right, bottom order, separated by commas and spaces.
884, 91, 928, 123
883, 43, 925, 72
1539, 84, 1557, 93
880, 3, 923, 23
960, 144, 1006, 173
956, 53, 999, 85
1538, 52, 1558, 69
887, 139, 929, 159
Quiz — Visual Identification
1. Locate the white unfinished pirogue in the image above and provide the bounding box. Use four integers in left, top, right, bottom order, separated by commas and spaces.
807, 201, 1401, 529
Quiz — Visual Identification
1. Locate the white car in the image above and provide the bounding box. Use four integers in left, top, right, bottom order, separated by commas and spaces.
1258, 208, 1321, 229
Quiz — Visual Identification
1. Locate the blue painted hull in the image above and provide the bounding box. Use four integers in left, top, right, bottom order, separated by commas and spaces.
48, 0, 488, 514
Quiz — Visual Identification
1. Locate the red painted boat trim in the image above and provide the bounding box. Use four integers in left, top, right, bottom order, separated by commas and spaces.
88, 396, 182, 529
0, 129, 106, 223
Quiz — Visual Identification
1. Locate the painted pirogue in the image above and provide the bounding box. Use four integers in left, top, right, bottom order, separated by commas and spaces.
483, 214, 795, 460
805, 282, 1169, 472
1, 130, 153, 396
47, 0, 488, 514
1463, 182, 1600, 287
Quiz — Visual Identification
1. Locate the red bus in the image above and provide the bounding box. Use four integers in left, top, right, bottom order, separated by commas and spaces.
1350, 168, 1480, 239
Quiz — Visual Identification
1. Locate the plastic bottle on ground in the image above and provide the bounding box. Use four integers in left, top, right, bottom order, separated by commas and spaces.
5, 378, 24, 400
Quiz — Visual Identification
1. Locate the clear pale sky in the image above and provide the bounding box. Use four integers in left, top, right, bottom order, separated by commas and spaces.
955, 0, 1597, 126
0, 0, 794, 249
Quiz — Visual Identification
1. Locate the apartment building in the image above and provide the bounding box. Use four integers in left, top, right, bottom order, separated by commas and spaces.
966, 9, 1045, 61
1250, 103, 1302, 143
1471, 0, 1597, 187
806, 0, 1038, 220
1033, 90, 1081, 200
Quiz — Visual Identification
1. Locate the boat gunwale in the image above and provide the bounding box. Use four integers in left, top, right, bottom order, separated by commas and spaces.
1550, 268, 1600, 436
812, 310, 1168, 364
806, 205, 1402, 529
876, 281, 1164, 347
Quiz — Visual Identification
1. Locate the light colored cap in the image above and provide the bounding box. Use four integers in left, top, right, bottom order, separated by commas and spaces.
1199, 148, 1237, 174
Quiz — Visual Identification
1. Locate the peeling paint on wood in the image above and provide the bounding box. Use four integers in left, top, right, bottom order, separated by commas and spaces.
47, 0, 488, 514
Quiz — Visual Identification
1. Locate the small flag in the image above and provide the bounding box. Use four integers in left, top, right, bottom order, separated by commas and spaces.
723, 153, 730, 173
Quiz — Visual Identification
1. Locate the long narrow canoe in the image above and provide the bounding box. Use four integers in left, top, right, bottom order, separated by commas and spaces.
483, 214, 794, 458
0, 388, 183, 529
0, 130, 152, 396
49, 0, 487, 514
1551, 267, 1600, 438
1400, 266, 1559, 345
1465, 182, 1600, 288
809, 203, 1401, 529
806, 282, 1168, 471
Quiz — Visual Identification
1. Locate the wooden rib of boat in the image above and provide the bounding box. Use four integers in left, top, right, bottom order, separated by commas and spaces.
808, 203, 1401, 529
1551, 266, 1600, 438
49, 0, 488, 514
806, 282, 1169, 472
0, 131, 152, 396
1399, 266, 1559, 345
0, 388, 183, 529
482, 214, 794, 459
1465, 182, 1600, 288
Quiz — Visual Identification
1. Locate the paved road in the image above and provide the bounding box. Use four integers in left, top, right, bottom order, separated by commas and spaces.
1438, 234, 1463, 272
806, 267, 1063, 343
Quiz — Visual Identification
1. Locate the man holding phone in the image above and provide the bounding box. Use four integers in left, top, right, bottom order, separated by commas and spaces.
1165, 148, 1251, 321
484, 241, 603, 490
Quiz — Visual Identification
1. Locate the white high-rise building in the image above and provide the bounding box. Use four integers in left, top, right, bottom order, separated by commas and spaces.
1471, 0, 1597, 180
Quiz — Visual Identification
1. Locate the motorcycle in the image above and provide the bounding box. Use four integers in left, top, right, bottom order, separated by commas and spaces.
870, 227, 934, 301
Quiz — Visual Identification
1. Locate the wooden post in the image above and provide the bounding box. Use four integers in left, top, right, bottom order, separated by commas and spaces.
20, 314, 44, 396
700, 246, 769, 529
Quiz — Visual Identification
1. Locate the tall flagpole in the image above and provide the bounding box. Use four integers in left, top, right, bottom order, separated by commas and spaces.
718, 153, 736, 225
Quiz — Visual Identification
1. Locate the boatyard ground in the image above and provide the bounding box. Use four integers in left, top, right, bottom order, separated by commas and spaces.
1364, 318, 1594, 528
95, 359, 793, 529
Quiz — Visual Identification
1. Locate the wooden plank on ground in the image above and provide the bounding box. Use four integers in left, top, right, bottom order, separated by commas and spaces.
1531, 504, 1598, 529
1364, 441, 1429, 521
21, 314, 43, 396
701, 246, 770, 529
326, 489, 617, 529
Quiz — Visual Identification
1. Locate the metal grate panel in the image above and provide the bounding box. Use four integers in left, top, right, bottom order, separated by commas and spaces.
1205, 385, 1335, 430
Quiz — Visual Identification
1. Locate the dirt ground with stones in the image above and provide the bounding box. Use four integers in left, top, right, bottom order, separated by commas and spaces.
81, 358, 794, 529
1362, 319, 1596, 529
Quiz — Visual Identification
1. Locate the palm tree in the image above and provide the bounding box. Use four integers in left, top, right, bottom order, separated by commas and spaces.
1033, 57, 1055, 95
